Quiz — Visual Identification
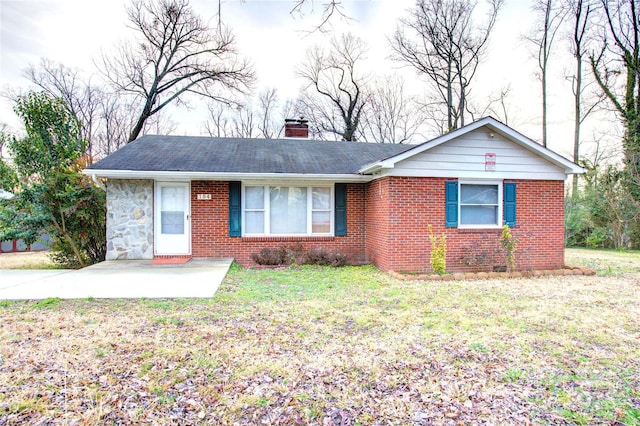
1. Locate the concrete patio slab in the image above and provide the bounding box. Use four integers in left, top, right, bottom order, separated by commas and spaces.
0, 258, 233, 300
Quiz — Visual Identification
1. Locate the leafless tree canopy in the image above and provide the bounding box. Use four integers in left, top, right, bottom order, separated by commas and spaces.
590, 0, 640, 198
360, 75, 425, 144
564, 0, 601, 194
290, 0, 350, 32
391, 0, 502, 133
203, 89, 294, 139
99, 0, 253, 143
524, 0, 566, 147
296, 33, 368, 141
23, 59, 177, 158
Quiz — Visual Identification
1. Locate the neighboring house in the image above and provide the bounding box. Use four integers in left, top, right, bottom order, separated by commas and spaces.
84, 117, 584, 273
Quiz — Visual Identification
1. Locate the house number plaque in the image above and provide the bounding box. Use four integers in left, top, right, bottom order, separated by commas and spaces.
197, 194, 212, 200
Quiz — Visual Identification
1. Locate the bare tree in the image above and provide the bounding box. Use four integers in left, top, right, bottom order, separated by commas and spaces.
590, 0, 640, 200
361, 75, 425, 143
203, 102, 232, 137
524, 0, 566, 147
203, 89, 294, 139
203, 102, 257, 138
290, 0, 350, 32
296, 33, 369, 141
23, 59, 165, 158
99, 0, 253, 143
391, 0, 502, 133
467, 85, 524, 127
564, 0, 602, 194
257, 89, 293, 139
25, 59, 101, 155
24, 59, 138, 157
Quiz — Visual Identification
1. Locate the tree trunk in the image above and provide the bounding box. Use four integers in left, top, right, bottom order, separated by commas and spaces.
572, 50, 582, 196
542, 62, 548, 148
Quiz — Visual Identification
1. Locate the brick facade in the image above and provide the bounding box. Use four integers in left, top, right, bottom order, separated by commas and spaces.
190, 181, 367, 265
364, 176, 565, 273
188, 178, 565, 273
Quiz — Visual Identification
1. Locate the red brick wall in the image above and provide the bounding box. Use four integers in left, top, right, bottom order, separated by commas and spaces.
190, 181, 367, 265
190, 178, 565, 272
364, 177, 565, 273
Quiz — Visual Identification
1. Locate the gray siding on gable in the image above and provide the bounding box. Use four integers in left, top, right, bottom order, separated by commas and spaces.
391, 128, 567, 180
106, 179, 154, 260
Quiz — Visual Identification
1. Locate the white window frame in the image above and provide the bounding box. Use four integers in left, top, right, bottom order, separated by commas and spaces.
242, 183, 334, 236
458, 180, 503, 229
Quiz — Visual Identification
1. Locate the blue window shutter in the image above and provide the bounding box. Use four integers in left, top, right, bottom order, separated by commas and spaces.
503, 182, 516, 226
228, 181, 241, 237
335, 183, 347, 236
445, 181, 458, 227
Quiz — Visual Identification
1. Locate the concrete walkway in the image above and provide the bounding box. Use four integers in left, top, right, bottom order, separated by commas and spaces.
0, 258, 233, 300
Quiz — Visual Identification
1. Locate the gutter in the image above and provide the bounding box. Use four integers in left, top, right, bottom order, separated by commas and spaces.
81, 169, 374, 183
91, 174, 106, 191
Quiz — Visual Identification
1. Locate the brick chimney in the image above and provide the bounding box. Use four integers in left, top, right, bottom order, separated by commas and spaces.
284, 118, 309, 138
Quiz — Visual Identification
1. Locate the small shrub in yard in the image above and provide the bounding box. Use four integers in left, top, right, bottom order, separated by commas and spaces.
428, 225, 447, 274
251, 245, 347, 267
303, 247, 347, 266
460, 236, 501, 271
500, 225, 518, 272
251, 248, 285, 265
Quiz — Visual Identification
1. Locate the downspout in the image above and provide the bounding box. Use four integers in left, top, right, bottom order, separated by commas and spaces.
91, 174, 106, 192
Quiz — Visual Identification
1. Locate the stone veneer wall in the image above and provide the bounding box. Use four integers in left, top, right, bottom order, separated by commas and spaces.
106, 179, 154, 260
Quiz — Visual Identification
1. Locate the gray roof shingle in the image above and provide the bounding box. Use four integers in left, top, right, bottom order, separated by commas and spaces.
87, 135, 415, 175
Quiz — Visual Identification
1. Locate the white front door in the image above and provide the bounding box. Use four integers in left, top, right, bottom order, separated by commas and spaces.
155, 182, 190, 255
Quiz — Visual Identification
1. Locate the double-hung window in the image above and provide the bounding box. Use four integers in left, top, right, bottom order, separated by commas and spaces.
446, 180, 516, 228
459, 183, 501, 227
243, 185, 334, 235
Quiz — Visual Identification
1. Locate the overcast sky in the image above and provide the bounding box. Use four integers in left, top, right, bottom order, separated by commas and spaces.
0, 0, 619, 159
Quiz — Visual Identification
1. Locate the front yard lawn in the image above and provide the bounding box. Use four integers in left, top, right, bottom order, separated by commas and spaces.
1, 252, 639, 424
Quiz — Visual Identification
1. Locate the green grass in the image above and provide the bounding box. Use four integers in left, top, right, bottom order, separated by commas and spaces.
566, 247, 640, 275
0, 255, 639, 424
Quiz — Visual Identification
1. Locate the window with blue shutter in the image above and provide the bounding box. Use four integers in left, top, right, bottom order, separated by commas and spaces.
334, 183, 347, 236
503, 182, 516, 226
228, 181, 241, 236
445, 181, 458, 227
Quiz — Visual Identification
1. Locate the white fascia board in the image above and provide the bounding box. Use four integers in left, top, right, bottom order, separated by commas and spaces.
82, 169, 373, 183
373, 168, 570, 181
358, 117, 586, 175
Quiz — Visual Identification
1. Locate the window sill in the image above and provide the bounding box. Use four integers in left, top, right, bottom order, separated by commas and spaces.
456, 227, 503, 233
242, 235, 336, 242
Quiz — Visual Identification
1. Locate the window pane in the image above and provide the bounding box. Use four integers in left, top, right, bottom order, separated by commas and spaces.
270, 186, 307, 234
161, 186, 185, 210
245, 211, 264, 234
161, 211, 184, 234
245, 186, 264, 209
460, 184, 498, 204
312, 187, 331, 210
312, 211, 331, 233
460, 205, 498, 225
161, 186, 185, 234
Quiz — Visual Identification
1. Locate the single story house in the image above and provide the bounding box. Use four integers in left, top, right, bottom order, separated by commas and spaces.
84, 117, 584, 273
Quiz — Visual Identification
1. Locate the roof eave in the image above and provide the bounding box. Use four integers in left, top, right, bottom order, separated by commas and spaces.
82, 169, 373, 182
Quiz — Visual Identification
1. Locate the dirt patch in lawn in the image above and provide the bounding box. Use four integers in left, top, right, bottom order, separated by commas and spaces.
0, 251, 55, 269
1, 264, 638, 425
